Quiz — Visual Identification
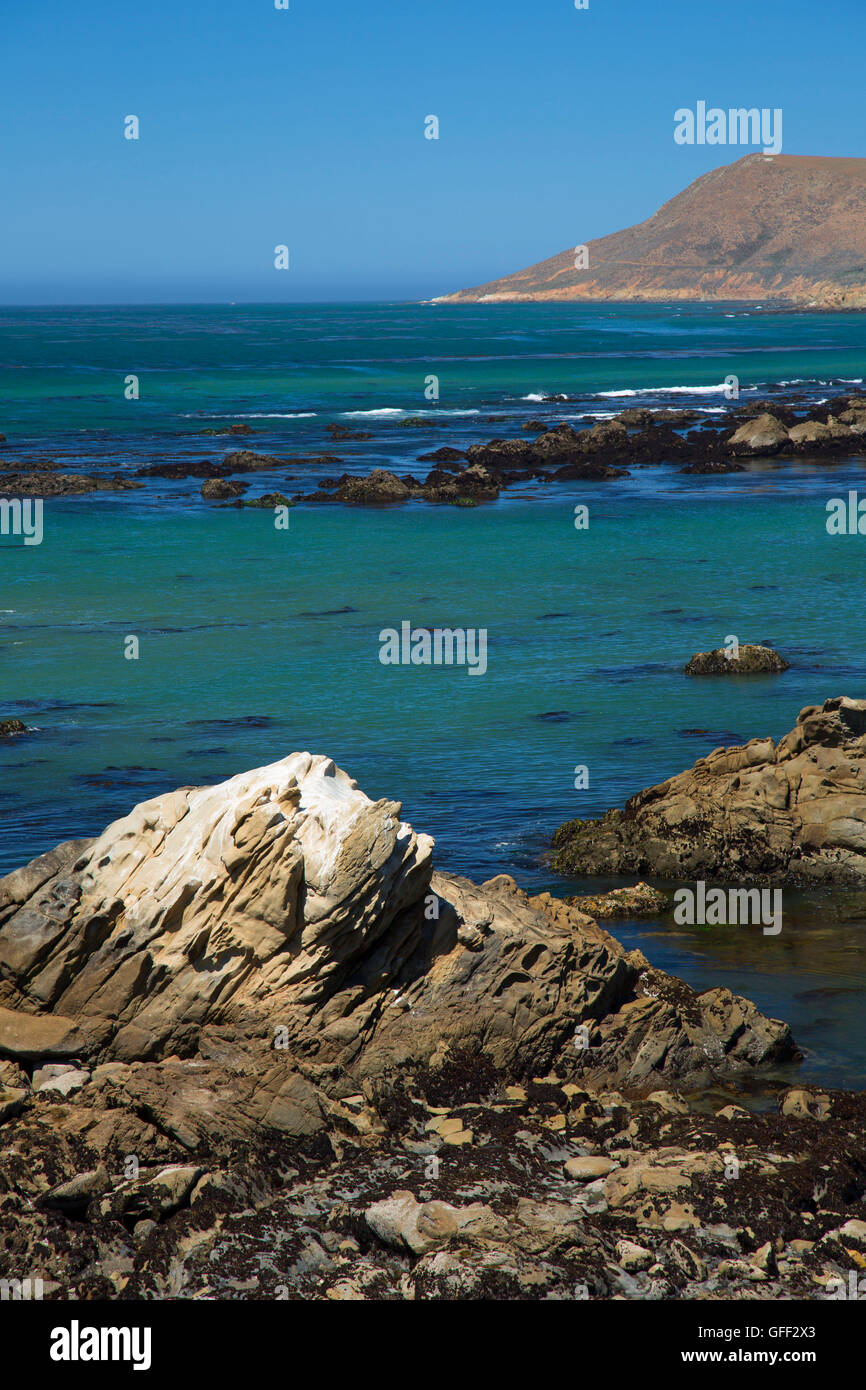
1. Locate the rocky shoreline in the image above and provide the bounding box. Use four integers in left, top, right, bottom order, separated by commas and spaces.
6, 751, 853, 1301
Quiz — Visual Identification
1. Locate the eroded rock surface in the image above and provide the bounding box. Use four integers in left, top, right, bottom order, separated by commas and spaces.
554, 697, 866, 884
0, 754, 795, 1144
0, 752, 810, 1300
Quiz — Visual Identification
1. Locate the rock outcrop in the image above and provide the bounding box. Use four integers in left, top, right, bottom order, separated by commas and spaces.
684, 644, 789, 675
0, 754, 796, 1158
554, 697, 866, 885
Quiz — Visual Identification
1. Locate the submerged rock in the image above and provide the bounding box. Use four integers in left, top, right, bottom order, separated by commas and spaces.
0, 471, 141, 496
554, 696, 866, 885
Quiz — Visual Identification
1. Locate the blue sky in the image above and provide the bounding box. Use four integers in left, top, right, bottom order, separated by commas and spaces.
2, 0, 863, 303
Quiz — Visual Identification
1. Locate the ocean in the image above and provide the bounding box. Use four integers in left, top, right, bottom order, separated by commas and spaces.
2, 300, 866, 1089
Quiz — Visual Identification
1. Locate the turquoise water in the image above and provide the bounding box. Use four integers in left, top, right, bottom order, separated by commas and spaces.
2, 301, 865, 446
2, 303, 866, 1087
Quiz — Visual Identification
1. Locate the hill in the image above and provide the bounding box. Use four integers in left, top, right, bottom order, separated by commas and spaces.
437, 155, 866, 308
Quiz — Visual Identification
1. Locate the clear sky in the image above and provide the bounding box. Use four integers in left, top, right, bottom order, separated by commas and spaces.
2, 0, 864, 303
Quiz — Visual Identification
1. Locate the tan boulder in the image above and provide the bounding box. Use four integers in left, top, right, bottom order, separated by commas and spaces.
728, 413, 789, 454
555, 696, 866, 886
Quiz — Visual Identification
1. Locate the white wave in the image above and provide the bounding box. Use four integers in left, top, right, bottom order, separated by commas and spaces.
566, 405, 728, 421
776, 379, 853, 389
340, 408, 481, 418
180, 412, 318, 419
341, 408, 406, 417
596, 383, 758, 399
521, 393, 549, 402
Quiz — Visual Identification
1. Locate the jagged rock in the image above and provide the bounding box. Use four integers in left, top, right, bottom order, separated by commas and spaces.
465, 423, 629, 480
554, 696, 866, 885
0, 718, 27, 738
680, 457, 745, 474
684, 644, 789, 675
0, 754, 797, 1150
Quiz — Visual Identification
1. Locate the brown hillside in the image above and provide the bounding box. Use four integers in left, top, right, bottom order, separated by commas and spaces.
438, 155, 866, 308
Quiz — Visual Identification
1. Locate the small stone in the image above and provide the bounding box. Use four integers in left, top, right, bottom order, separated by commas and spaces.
752, 1241, 777, 1274
565, 1155, 617, 1181
616, 1239, 652, 1272
780, 1089, 831, 1121
670, 1239, 706, 1280
717, 1104, 750, 1120
426, 1115, 463, 1136
34, 1067, 89, 1096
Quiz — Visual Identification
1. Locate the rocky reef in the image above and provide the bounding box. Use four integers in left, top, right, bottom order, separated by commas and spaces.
0, 754, 807, 1298
554, 697, 866, 885
6, 389, 866, 512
